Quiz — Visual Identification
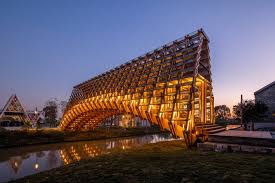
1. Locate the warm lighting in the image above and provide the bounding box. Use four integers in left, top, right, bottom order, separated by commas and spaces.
59, 29, 214, 142
34, 163, 39, 169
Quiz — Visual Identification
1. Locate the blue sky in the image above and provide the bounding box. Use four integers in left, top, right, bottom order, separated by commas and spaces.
0, 0, 275, 110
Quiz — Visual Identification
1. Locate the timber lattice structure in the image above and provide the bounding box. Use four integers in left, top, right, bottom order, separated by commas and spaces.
60, 29, 214, 139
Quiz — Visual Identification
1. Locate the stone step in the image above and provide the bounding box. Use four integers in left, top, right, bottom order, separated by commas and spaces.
195, 123, 218, 128
195, 123, 226, 135
199, 125, 224, 131
207, 127, 226, 134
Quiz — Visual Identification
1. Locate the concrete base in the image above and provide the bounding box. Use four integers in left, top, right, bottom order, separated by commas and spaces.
214, 130, 273, 138
198, 130, 275, 153
198, 142, 275, 154
208, 130, 275, 148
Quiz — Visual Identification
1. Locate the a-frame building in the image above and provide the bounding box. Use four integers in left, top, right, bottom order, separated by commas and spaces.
0, 94, 30, 127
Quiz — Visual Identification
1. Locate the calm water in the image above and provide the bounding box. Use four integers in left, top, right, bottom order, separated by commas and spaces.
0, 133, 173, 182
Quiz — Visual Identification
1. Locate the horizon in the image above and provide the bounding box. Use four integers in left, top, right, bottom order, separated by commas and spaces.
1, 0, 275, 111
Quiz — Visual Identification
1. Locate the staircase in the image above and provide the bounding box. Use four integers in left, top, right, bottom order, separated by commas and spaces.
195, 123, 226, 140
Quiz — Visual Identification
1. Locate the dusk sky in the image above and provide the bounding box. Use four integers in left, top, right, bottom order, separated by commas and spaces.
0, 0, 275, 111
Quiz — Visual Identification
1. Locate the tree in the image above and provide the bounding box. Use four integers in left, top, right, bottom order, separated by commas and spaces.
43, 100, 58, 127
214, 105, 231, 121
233, 100, 268, 128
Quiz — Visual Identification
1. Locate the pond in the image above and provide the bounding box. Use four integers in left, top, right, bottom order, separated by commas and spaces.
0, 133, 173, 182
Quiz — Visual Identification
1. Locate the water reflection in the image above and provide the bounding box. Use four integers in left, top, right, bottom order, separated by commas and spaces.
0, 133, 172, 182
60, 134, 171, 165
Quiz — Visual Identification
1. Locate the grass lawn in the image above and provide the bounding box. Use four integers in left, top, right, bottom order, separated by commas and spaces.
11, 140, 275, 183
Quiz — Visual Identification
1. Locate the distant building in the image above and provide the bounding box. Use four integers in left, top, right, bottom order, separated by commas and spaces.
119, 114, 150, 128
26, 110, 45, 128
0, 94, 45, 128
101, 114, 151, 128
58, 101, 67, 120
44, 99, 67, 121
0, 94, 30, 127
254, 81, 275, 121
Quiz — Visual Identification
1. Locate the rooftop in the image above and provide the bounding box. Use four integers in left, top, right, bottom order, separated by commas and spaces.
254, 81, 275, 95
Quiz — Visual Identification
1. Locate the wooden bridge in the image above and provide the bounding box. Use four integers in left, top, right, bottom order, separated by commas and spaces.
60, 29, 215, 142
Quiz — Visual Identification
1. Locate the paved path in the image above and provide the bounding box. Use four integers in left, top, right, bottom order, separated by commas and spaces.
214, 130, 272, 139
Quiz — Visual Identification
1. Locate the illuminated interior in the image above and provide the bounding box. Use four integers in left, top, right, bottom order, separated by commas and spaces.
59, 29, 214, 138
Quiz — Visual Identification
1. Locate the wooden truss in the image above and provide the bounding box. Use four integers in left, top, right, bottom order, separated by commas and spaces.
60, 29, 214, 138
0, 94, 30, 123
